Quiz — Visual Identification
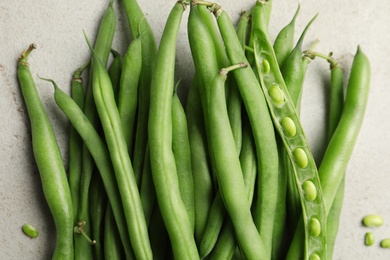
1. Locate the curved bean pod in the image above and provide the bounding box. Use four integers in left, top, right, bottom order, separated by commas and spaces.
148, 2, 198, 259
17, 45, 73, 260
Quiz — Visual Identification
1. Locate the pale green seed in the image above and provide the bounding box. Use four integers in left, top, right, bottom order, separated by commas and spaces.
292, 148, 308, 168
281, 117, 296, 137
22, 224, 39, 238
302, 180, 317, 201
363, 214, 384, 227
365, 232, 375, 246
309, 217, 321, 237
268, 84, 285, 105
309, 254, 320, 260
380, 238, 390, 248
262, 59, 270, 73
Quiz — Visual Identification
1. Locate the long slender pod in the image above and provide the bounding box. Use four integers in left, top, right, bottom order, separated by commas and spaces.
200, 2, 279, 259
87, 33, 152, 258
185, 75, 214, 245
251, 1, 327, 259
51, 81, 134, 259
121, 0, 157, 185
148, 2, 199, 259
104, 202, 125, 260
17, 45, 74, 260
273, 4, 300, 68
319, 46, 370, 214
172, 89, 195, 230
108, 49, 123, 101
208, 63, 267, 259
117, 36, 142, 162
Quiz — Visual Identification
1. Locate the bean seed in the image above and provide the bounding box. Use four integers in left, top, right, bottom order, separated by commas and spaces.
363, 214, 384, 227
22, 224, 39, 238
281, 117, 296, 137
380, 238, 390, 248
309, 217, 321, 237
268, 84, 285, 105
364, 232, 375, 246
302, 180, 317, 201
309, 253, 320, 260
262, 59, 270, 73
292, 148, 308, 168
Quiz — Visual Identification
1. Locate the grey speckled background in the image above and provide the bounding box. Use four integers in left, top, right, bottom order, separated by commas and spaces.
1, 0, 390, 259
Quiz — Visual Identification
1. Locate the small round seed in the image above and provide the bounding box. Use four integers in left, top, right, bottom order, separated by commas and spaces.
302, 180, 317, 201
292, 148, 308, 168
262, 59, 270, 73
309, 217, 321, 237
363, 214, 384, 227
22, 224, 39, 238
365, 232, 375, 246
309, 253, 320, 260
281, 117, 296, 137
380, 238, 390, 248
268, 84, 284, 105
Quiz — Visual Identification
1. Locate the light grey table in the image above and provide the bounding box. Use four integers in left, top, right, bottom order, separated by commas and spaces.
1, 0, 389, 259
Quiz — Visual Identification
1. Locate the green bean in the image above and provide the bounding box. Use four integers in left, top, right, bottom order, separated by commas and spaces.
108, 49, 123, 101
85, 33, 152, 259
17, 44, 74, 260
104, 202, 125, 260
328, 61, 344, 141
22, 224, 39, 238
172, 89, 195, 230
68, 63, 87, 225
118, 36, 142, 161
281, 14, 318, 111
200, 3, 279, 258
148, 2, 198, 259
51, 80, 133, 259
319, 46, 370, 214
273, 4, 300, 68
185, 74, 214, 244
69, 64, 91, 260
208, 62, 267, 259
187, 3, 220, 245
121, 0, 157, 188
250, 2, 327, 259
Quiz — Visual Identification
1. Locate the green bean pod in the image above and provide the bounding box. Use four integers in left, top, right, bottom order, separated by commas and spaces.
148, 2, 198, 259
209, 4, 279, 259
208, 63, 266, 259
319, 46, 370, 214
108, 49, 123, 101
273, 4, 300, 68
251, 2, 327, 259
139, 144, 155, 227
122, 0, 157, 187
17, 45, 74, 260
86, 34, 152, 258
172, 90, 195, 230
68, 63, 86, 225
185, 75, 214, 244
117, 36, 142, 161
52, 81, 134, 259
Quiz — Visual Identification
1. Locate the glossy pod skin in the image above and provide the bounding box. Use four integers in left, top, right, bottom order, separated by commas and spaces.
251, 2, 327, 259
148, 2, 199, 259
17, 45, 74, 260
52, 82, 133, 259
88, 39, 152, 259
207, 4, 279, 259
208, 64, 267, 260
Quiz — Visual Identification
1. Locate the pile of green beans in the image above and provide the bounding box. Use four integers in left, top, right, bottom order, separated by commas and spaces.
16, 0, 370, 259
